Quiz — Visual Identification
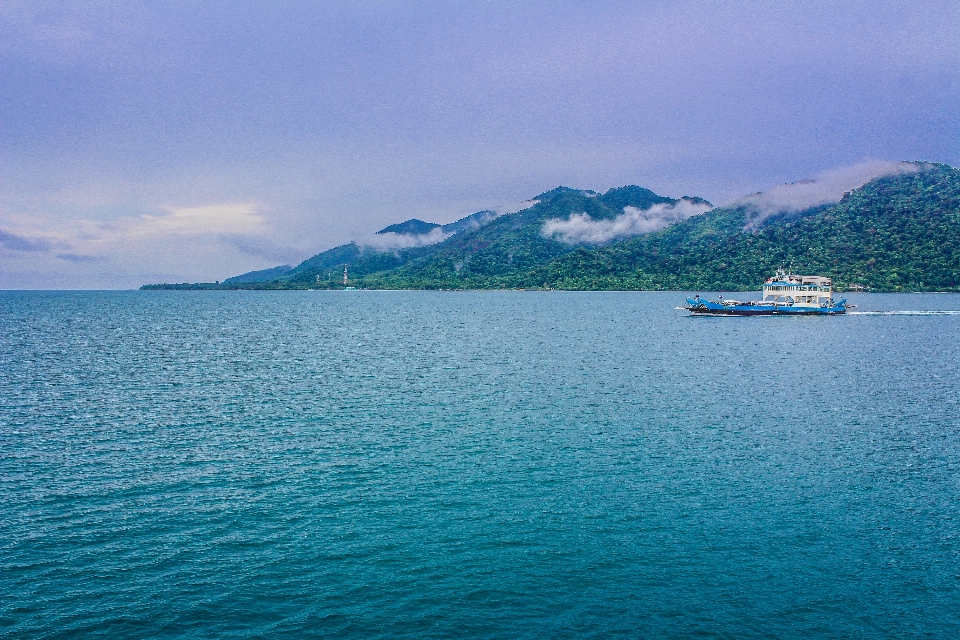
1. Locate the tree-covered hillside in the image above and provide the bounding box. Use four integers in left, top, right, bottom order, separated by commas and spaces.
354, 164, 960, 292
516, 164, 960, 291
358, 186, 699, 288
142, 164, 960, 292
269, 185, 696, 289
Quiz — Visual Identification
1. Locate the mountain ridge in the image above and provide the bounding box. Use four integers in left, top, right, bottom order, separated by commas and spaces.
141, 164, 960, 292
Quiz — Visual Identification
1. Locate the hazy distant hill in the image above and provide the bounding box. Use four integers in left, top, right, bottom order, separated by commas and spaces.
272, 209, 505, 286
376, 219, 441, 235
222, 264, 292, 284
376, 211, 498, 236
438, 210, 499, 234
280, 243, 364, 283
142, 163, 960, 292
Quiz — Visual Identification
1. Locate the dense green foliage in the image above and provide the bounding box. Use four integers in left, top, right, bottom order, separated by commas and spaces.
142, 164, 960, 292
517, 164, 960, 292
354, 166, 960, 292
266, 186, 684, 289
282, 242, 362, 283
360, 186, 685, 288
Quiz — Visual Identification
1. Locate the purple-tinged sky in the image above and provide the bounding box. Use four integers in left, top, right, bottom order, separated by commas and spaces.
2, 1, 958, 288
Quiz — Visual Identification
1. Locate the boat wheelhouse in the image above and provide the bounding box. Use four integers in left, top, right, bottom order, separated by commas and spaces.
684, 269, 847, 316
762, 272, 834, 308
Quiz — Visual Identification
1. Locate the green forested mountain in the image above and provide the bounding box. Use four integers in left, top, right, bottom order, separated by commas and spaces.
256, 185, 696, 288
273, 210, 502, 285
517, 163, 960, 292
356, 164, 960, 291
360, 186, 701, 288
142, 163, 960, 292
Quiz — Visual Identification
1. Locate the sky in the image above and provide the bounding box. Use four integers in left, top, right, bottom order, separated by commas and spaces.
2, 1, 959, 288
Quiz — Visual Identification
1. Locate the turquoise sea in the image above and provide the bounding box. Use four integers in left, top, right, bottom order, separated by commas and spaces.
2, 290, 959, 638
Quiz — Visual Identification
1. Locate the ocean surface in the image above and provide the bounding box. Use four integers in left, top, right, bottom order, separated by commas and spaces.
2, 290, 959, 638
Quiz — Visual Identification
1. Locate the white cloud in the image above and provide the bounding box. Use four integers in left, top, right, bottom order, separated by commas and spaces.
733, 161, 927, 229
359, 227, 453, 250
137, 203, 265, 236
2, 201, 264, 248
541, 199, 712, 244
0, 201, 274, 288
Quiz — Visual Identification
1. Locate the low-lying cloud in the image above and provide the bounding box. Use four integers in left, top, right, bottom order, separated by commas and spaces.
541, 199, 713, 245
735, 161, 927, 229
360, 227, 453, 250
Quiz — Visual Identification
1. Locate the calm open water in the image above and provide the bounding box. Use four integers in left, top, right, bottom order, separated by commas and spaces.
2, 291, 959, 638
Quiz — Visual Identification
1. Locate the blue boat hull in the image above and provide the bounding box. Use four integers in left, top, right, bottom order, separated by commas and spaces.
685, 298, 846, 316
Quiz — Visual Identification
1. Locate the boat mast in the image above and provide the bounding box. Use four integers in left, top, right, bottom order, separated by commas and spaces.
343, 264, 348, 286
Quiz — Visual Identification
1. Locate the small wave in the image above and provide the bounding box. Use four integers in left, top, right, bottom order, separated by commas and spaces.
849, 310, 960, 315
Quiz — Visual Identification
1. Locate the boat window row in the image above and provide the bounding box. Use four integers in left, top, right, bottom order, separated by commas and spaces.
764, 285, 828, 292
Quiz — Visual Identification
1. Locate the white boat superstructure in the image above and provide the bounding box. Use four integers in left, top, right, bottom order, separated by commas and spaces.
684, 268, 847, 315
762, 270, 835, 309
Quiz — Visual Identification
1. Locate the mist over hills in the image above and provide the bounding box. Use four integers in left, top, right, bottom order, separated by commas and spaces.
521, 164, 959, 291
376, 210, 499, 237
144, 163, 960, 292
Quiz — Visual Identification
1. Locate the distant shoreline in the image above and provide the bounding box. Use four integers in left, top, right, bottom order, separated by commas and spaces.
136, 284, 954, 293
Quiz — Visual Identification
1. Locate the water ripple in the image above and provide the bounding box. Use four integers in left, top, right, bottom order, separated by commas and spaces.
2, 291, 959, 638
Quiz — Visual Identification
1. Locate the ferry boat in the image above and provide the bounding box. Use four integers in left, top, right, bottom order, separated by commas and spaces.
684, 270, 847, 316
